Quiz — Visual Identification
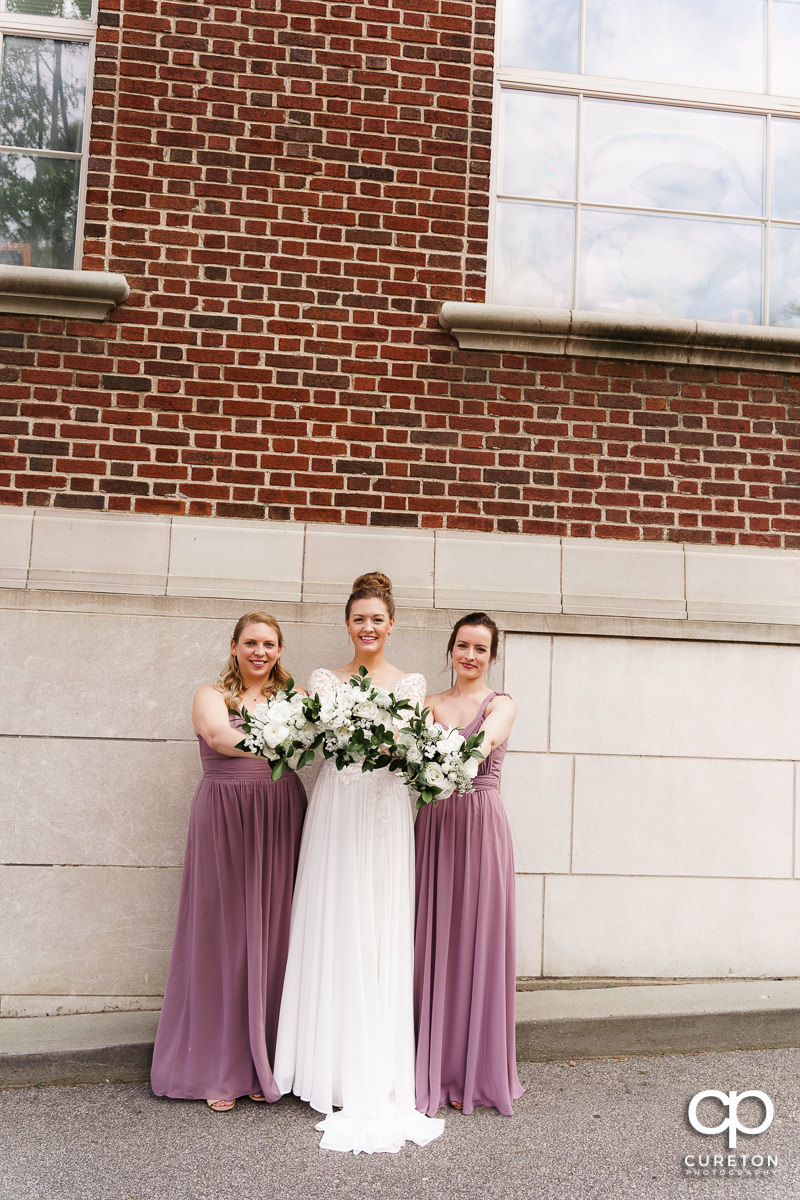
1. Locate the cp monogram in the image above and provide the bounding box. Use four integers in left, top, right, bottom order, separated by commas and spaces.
688, 1090, 774, 1149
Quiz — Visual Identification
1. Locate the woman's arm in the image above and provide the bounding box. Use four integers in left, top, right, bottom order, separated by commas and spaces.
475, 694, 517, 756
192, 685, 254, 757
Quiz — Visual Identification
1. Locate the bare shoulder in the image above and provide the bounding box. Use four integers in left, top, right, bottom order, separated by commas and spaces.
424, 689, 448, 709
194, 683, 224, 705
486, 693, 516, 718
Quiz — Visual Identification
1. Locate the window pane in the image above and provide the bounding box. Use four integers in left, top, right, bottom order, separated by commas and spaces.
583, 100, 764, 217
771, 118, 800, 219
772, 1, 800, 95
499, 90, 577, 201
6, 0, 93, 17
501, 0, 579, 71
493, 201, 575, 307
585, 0, 765, 93
578, 209, 763, 323
0, 152, 80, 269
769, 225, 800, 325
0, 37, 88, 153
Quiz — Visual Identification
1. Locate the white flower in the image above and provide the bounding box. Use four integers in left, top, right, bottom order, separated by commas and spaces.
262, 721, 291, 749
375, 708, 394, 728
435, 728, 465, 756
405, 743, 423, 764
268, 699, 294, 724
424, 762, 445, 788
463, 756, 480, 779
354, 698, 378, 721
395, 728, 415, 750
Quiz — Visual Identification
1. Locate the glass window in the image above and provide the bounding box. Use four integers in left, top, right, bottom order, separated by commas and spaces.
492, 0, 800, 326
0, 1, 94, 270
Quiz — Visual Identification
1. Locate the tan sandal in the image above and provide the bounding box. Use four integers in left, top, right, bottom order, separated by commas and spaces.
206, 1098, 235, 1112
248, 1092, 267, 1102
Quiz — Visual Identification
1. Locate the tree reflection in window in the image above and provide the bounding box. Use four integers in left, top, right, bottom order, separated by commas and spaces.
0, 34, 88, 268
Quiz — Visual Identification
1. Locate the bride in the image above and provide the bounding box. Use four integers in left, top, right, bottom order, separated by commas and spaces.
274, 571, 445, 1154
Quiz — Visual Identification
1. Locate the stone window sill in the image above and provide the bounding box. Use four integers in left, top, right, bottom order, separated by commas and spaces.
0, 265, 129, 320
439, 302, 800, 373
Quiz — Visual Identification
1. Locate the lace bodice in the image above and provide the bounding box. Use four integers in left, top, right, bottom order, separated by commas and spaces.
307, 667, 427, 709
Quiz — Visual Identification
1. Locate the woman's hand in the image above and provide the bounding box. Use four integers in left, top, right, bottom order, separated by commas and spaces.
192, 685, 254, 757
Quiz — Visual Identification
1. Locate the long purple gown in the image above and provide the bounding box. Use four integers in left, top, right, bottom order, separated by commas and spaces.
414, 691, 524, 1116
151, 714, 307, 1101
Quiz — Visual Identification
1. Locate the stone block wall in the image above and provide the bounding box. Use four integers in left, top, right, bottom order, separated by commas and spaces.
3, 508, 800, 1017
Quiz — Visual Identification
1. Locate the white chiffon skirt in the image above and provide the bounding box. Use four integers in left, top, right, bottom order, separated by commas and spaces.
274, 761, 445, 1154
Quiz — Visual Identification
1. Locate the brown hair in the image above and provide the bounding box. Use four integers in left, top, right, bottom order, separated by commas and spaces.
216, 611, 290, 709
345, 570, 395, 620
446, 612, 500, 663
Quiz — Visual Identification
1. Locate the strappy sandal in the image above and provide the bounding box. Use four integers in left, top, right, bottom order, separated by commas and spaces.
206, 1098, 235, 1112
450, 1100, 463, 1110
248, 1092, 267, 1102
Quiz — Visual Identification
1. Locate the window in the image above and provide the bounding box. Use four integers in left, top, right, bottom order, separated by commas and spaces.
0, 0, 95, 272
492, 0, 800, 327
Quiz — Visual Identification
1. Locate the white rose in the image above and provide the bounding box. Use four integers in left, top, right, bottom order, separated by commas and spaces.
354, 698, 378, 721
424, 762, 445, 788
405, 743, 423, 764
375, 708, 393, 728
463, 756, 480, 778
267, 699, 293, 724
262, 721, 290, 749
434, 727, 463, 754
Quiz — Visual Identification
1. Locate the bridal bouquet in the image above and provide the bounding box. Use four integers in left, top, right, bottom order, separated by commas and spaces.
392, 709, 484, 808
236, 680, 321, 780
305, 665, 413, 772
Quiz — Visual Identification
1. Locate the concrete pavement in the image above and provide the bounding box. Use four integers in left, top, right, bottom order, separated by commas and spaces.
2, 1048, 800, 1200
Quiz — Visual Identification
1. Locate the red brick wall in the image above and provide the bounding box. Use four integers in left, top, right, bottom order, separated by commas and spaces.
2, 0, 799, 547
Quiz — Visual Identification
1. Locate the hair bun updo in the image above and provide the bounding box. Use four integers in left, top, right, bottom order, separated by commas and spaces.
346, 571, 395, 619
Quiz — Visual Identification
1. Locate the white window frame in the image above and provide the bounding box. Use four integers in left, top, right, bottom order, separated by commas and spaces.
0, 2, 127, 319
442, 1, 800, 367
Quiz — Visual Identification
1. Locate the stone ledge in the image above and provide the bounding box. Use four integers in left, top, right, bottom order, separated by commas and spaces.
3, 507, 800, 634
0, 265, 130, 320
4, 982, 800, 1085
440, 302, 800, 373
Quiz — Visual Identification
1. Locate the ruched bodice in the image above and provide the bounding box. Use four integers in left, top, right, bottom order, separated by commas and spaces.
197, 711, 276, 778
453, 691, 509, 792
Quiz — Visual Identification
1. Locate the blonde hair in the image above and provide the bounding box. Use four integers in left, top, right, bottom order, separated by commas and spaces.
216, 611, 290, 709
345, 571, 395, 620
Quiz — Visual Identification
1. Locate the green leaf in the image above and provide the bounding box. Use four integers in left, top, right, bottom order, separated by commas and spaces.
271, 760, 287, 781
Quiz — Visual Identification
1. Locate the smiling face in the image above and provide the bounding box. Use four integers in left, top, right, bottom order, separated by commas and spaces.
450, 624, 494, 682
232, 621, 282, 685
346, 598, 394, 656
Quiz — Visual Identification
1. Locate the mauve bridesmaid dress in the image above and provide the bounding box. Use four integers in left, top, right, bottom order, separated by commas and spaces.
151, 713, 306, 1102
414, 691, 524, 1116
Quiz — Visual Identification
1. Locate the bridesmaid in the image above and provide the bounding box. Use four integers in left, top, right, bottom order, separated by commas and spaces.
151, 611, 307, 1112
414, 611, 524, 1116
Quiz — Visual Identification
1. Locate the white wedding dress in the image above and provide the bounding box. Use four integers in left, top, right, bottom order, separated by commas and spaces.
273, 668, 445, 1154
